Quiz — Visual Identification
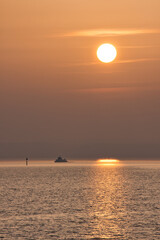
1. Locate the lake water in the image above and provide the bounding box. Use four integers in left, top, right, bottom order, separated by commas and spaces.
0, 160, 160, 239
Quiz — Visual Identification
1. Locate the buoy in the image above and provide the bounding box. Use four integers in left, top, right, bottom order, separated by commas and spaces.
26, 158, 28, 166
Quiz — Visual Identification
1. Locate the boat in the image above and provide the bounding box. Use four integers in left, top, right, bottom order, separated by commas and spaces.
55, 156, 67, 162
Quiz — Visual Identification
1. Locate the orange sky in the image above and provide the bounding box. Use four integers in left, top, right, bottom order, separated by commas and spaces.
0, 0, 160, 159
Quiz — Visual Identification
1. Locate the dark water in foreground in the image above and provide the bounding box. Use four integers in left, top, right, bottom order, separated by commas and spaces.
0, 161, 160, 239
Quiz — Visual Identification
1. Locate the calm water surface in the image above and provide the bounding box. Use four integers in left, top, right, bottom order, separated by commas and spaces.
0, 161, 160, 239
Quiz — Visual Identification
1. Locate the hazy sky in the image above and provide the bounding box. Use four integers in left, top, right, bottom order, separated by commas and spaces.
0, 0, 160, 159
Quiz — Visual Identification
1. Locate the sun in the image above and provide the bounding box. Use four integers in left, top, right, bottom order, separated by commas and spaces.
97, 43, 117, 63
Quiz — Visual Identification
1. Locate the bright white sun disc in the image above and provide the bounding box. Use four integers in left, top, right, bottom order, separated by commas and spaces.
97, 44, 117, 63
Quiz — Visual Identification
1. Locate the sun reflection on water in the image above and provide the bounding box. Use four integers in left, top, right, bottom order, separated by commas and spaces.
97, 158, 120, 166
89, 163, 126, 238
